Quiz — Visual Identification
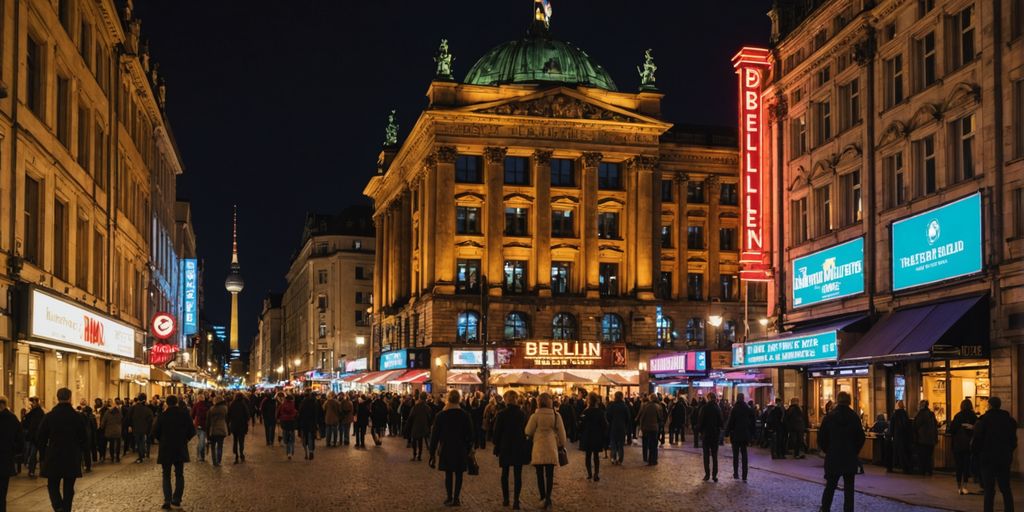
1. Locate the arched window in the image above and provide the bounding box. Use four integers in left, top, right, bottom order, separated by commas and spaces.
685, 317, 705, 344
656, 315, 675, 346
601, 314, 624, 343
504, 312, 529, 341
722, 320, 738, 344
457, 311, 479, 343
552, 313, 577, 340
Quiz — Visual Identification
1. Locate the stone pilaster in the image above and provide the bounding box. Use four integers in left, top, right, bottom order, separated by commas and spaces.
632, 157, 657, 300
707, 175, 722, 300
373, 214, 384, 316
581, 152, 603, 298
484, 147, 507, 296
422, 157, 438, 291
675, 173, 689, 299
433, 146, 456, 294
534, 150, 553, 297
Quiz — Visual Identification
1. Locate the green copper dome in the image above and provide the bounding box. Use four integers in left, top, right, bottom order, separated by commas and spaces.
464, 23, 618, 91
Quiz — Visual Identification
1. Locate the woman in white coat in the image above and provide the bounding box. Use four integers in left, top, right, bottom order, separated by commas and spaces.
525, 393, 567, 510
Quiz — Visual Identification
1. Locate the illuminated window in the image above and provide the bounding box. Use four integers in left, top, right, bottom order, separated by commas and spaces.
456, 206, 481, 234
552, 313, 577, 340
657, 316, 676, 346
722, 320, 738, 344
598, 263, 619, 296
318, 322, 327, 339
601, 314, 624, 343
503, 260, 527, 294
504, 312, 529, 341
685, 318, 705, 345
456, 259, 481, 294
551, 262, 571, 295
504, 207, 529, 236
457, 311, 480, 343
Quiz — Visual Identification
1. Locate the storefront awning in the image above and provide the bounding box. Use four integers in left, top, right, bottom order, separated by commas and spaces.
391, 369, 431, 384
732, 314, 870, 369
150, 367, 172, 382
841, 295, 988, 362
447, 372, 482, 385
339, 372, 366, 382
361, 369, 407, 385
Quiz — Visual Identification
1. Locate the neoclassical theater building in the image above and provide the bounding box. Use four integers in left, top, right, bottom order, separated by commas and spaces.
363, 9, 767, 389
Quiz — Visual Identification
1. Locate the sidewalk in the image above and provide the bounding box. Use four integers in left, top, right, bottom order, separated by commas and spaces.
671, 440, 1022, 512
6, 453, 140, 510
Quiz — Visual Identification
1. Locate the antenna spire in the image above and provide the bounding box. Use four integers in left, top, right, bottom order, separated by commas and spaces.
231, 205, 239, 265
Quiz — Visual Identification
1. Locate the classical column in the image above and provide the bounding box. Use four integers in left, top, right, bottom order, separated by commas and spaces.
382, 208, 392, 306
433, 147, 456, 294
484, 147, 507, 297
534, 150, 553, 297
707, 175, 722, 300
422, 158, 437, 291
401, 190, 413, 301
581, 152, 602, 298
675, 174, 689, 300
632, 157, 656, 300
373, 213, 384, 318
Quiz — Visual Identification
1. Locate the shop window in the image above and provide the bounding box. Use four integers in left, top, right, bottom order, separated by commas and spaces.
504, 312, 529, 341
921, 362, 990, 424
456, 259, 481, 294
601, 314, 624, 343
552, 313, 577, 340
456, 311, 480, 343
685, 318, 705, 345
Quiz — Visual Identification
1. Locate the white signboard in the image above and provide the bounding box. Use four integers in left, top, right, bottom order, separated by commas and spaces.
30, 290, 136, 358
118, 361, 150, 380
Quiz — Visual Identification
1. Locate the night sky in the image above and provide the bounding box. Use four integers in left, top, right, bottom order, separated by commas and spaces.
133, 0, 773, 352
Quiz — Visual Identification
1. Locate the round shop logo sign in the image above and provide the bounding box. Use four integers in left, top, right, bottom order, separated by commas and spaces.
150, 312, 176, 340
926, 219, 940, 245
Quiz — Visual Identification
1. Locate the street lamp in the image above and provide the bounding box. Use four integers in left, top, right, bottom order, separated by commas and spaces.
708, 315, 723, 350
293, 358, 301, 367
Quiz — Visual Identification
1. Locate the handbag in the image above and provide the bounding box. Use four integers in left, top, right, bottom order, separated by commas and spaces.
557, 446, 569, 466
467, 450, 480, 475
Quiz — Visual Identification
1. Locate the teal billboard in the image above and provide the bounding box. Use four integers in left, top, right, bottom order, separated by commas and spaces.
792, 238, 865, 308
892, 193, 982, 291
732, 330, 838, 368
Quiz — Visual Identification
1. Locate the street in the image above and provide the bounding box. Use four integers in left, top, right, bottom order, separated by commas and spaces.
5, 429, 957, 512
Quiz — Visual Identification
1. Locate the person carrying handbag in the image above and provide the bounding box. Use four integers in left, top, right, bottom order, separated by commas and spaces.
525, 393, 568, 510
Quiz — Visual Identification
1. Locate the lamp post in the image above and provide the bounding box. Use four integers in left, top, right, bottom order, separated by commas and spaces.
708, 314, 723, 350
479, 274, 489, 397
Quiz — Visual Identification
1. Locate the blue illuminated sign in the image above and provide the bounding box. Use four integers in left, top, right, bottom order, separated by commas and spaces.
182, 259, 198, 335
732, 330, 838, 368
379, 349, 408, 371
892, 193, 982, 291
792, 238, 865, 308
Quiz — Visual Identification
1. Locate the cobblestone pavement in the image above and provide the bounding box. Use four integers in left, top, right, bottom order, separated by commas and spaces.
8, 429, 947, 512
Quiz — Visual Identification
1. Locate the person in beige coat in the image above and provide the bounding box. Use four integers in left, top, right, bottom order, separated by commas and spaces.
323, 394, 342, 447
205, 399, 229, 466
525, 393, 567, 510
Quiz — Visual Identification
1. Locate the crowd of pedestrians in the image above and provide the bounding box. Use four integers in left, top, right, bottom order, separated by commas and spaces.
0, 385, 1017, 512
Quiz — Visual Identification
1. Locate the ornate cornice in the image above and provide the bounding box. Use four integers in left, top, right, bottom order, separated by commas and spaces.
484, 147, 508, 163
477, 93, 638, 123
435, 145, 457, 164
629, 156, 658, 172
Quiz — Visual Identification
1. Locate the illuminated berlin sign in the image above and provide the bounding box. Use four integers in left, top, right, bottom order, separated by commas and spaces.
182, 259, 198, 335
524, 341, 601, 367
732, 47, 772, 281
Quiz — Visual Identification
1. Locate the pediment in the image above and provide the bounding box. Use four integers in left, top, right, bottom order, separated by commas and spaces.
944, 82, 980, 111
504, 241, 532, 249
456, 239, 484, 248
504, 192, 535, 203
551, 195, 580, 206
464, 88, 664, 126
909, 103, 941, 130
877, 121, 908, 148
551, 243, 579, 251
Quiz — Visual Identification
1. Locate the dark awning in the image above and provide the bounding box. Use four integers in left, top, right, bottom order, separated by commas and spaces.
841, 295, 988, 362
752, 314, 871, 345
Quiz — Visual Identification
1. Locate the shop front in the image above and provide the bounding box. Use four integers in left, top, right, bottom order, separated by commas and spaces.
486, 341, 638, 397
647, 350, 753, 401
17, 288, 142, 409
349, 349, 430, 393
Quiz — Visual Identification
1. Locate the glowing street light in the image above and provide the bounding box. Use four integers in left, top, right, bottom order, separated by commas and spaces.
293, 358, 301, 367
708, 315, 723, 328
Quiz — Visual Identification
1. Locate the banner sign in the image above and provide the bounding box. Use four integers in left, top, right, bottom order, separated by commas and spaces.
151, 312, 175, 340
452, 349, 496, 367
495, 342, 626, 370
732, 330, 838, 368
732, 47, 772, 281
892, 192, 983, 291
118, 361, 150, 381
793, 238, 865, 307
149, 343, 179, 366
380, 349, 408, 371
29, 289, 136, 358
345, 358, 368, 372
183, 259, 198, 335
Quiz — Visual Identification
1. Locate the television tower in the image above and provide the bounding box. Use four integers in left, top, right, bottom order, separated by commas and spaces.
224, 206, 244, 353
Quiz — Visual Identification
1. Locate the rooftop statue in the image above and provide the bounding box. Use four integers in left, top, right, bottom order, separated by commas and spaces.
384, 109, 398, 147
638, 48, 657, 90
435, 39, 455, 80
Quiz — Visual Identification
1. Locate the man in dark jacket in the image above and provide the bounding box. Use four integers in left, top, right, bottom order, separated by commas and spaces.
227, 393, 250, 464
818, 391, 865, 512
766, 398, 786, 459
36, 388, 87, 512
153, 395, 195, 510
784, 397, 809, 459
971, 396, 1018, 512
128, 394, 154, 463
406, 393, 433, 461
697, 393, 724, 482
888, 400, 912, 473
725, 393, 755, 481
491, 390, 530, 508
913, 400, 939, 476
669, 396, 687, 445
605, 392, 631, 465
22, 397, 44, 478
0, 396, 24, 506
260, 393, 277, 446
298, 390, 322, 459
637, 395, 665, 465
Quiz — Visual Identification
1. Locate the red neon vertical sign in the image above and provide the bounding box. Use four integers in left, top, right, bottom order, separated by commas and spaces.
732, 47, 772, 281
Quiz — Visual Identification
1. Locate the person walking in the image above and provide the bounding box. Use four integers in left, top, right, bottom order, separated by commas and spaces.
0, 396, 24, 510
152, 396, 195, 510
889, 400, 913, 473
949, 399, 978, 495
697, 392, 724, 482
668, 396, 687, 445
128, 394, 154, 463
914, 400, 939, 476
605, 392, 630, 465
339, 393, 354, 447
725, 392, 755, 481
354, 396, 371, 448
227, 393, 250, 464
428, 390, 475, 507
766, 397, 786, 459
492, 390, 529, 509
818, 391, 866, 512
298, 390, 321, 460
323, 393, 341, 448
971, 396, 1017, 512
21, 397, 44, 478
99, 402, 123, 463
525, 393, 567, 510
637, 395, 665, 466
578, 393, 608, 481
690, 398, 703, 449
260, 393, 277, 447
276, 394, 298, 460
190, 393, 211, 462
205, 396, 229, 466
407, 392, 432, 461
36, 388, 87, 512
784, 397, 809, 459
370, 394, 388, 446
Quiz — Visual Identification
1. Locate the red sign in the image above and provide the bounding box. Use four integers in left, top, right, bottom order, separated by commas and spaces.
149, 343, 179, 366
732, 47, 772, 281
150, 312, 176, 340
83, 317, 105, 346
